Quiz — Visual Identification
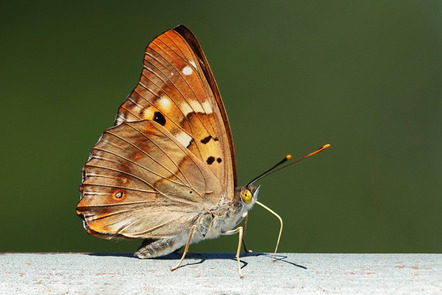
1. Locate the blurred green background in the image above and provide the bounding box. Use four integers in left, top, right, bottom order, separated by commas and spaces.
1, 1, 441, 255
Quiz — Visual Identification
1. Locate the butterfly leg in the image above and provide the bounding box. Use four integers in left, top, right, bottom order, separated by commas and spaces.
242, 213, 253, 253
222, 226, 245, 278
170, 225, 198, 272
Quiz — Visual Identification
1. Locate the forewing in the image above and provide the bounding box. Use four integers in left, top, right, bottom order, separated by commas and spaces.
77, 120, 221, 239
115, 25, 236, 198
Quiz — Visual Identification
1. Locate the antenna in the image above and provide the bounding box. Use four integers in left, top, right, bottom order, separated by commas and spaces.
247, 144, 330, 187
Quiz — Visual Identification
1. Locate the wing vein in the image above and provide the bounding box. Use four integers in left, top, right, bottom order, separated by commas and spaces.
105, 126, 193, 188
91, 147, 187, 187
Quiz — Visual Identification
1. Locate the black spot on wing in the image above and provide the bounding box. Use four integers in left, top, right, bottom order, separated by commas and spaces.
217, 158, 222, 163
153, 112, 166, 126
206, 156, 215, 165
201, 135, 212, 144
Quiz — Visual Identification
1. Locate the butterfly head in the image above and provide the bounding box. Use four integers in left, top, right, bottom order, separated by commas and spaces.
239, 184, 260, 208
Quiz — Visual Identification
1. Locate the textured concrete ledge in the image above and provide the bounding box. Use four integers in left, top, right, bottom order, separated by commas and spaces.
0, 253, 441, 294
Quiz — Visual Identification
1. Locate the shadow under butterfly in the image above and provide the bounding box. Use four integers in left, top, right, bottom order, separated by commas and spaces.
76, 24, 330, 278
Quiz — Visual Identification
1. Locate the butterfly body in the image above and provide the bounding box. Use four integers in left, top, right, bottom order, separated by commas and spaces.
135, 185, 259, 258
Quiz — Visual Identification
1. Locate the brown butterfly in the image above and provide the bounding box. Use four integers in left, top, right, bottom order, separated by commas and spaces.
76, 25, 329, 278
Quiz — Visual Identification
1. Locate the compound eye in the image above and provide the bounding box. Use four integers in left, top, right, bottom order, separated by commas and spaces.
240, 189, 253, 204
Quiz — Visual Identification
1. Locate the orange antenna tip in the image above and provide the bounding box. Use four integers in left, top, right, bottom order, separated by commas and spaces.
286, 154, 292, 160
323, 144, 331, 149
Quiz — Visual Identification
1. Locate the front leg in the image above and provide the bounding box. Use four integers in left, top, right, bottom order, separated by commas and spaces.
241, 212, 253, 253
222, 226, 245, 278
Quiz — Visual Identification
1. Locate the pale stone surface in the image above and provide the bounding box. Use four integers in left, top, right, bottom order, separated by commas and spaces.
0, 253, 441, 294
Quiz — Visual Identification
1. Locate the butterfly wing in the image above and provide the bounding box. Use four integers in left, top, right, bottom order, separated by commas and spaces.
77, 120, 221, 238
77, 25, 236, 239
115, 25, 237, 195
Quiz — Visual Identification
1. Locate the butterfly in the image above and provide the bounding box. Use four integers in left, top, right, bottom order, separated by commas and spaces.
76, 25, 330, 278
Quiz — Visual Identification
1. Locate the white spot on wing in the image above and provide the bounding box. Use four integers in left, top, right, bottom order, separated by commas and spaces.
202, 100, 213, 114
175, 131, 193, 148
181, 103, 193, 116
190, 60, 197, 68
189, 100, 204, 113
182, 65, 193, 75
181, 100, 205, 116
158, 95, 171, 111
